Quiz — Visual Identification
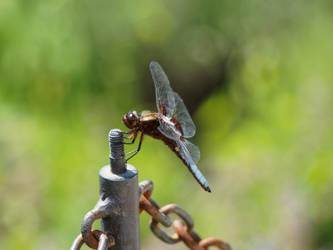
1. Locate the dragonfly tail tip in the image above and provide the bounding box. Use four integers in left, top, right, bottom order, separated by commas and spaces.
205, 185, 211, 193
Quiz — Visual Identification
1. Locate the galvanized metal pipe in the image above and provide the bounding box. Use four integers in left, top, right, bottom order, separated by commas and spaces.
99, 129, 140, 250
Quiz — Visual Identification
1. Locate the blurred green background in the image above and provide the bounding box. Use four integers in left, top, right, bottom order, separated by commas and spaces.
1, 0, 333, 249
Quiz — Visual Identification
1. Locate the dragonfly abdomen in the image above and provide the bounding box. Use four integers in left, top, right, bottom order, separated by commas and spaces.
160, 136, 211, 192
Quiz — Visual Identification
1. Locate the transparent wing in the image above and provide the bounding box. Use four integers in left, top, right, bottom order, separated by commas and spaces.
149, 61, 176, 117
183, 140, 200, 164
157, 116, 182, 141
158, 116, 200, 163
158, 121, 209, 191
173, 93, 196, 138
177, 139, 209, 192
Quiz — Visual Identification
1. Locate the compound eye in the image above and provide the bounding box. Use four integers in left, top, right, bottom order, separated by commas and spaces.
127, 112, 138, 127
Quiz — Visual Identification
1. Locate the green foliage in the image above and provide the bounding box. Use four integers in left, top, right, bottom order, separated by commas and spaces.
1, 0, 333, 249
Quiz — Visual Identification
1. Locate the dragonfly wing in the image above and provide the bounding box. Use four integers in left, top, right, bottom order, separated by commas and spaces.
173, 93, 196, 138
158, 115, 199, 163
157, 116, 182, 141
149, 61, 176, 117
158, 119, 209, 192
157, 115, 200, 163
150, 62, 196, 138
183, 140, 200, 164
177, 139, 210, 192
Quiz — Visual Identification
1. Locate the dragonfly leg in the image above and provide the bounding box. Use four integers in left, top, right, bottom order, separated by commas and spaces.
123, 130, 138, 144
125, 132, 144, 161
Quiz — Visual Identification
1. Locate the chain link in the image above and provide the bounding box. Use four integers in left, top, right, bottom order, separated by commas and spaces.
70, 230, 115, 250
150, 204, 194, 244
70, 196, 116, 250
138, 181, 232, 250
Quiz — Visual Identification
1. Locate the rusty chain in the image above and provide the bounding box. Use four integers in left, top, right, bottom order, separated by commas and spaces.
71, 229, 115, 250
70, 196, 116, 250
139, 180, 232, 250
71, 179, 231, 250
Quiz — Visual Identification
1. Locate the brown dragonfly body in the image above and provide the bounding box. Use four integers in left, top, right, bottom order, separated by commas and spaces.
122, 62, 211, 192
130, 112, 186, 166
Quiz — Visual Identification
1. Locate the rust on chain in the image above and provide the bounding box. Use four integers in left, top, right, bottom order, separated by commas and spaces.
190, 230, 202, 243
159, 204, 194, 231
95, 231, 116, 250
80, 195, 115, 249
139, 194, 156, 215
199, 238, 232, 250
149, 204, 194, 244
139, 180, 154, 200
81, 210, 101, 249
139, 195, 172, 227
97, 234, 109, 250
70, 234, 85, 250
150, 219, 180, 244
70, 230, 115, 250
138, 180, 154, 214
173, 220, 204, 250
93, 230, 115, 249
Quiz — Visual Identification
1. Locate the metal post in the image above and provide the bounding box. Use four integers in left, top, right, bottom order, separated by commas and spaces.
99, 129, 140, 250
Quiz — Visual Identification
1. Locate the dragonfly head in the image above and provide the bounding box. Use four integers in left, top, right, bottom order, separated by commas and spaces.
122, 111, 139, 129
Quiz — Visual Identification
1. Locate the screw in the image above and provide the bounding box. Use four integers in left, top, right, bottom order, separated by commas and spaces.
109, 129, 126, 174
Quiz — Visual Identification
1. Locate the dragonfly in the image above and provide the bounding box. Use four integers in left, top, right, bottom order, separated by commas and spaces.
122, 61, 211, 192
